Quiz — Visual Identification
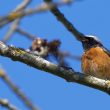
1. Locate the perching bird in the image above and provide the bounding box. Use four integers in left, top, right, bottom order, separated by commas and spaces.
29, 38, 69, 66
29, 38, 49, 57
81, 35, 110, 80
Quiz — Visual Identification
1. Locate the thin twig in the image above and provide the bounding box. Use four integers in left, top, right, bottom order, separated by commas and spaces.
0, 68, 39, 110
0, 41, 110, 95
0, 99, 18, 110
16, 28, 81, 61
59, 52, 81, 61
14, 0, 31, 12
16, 28, 36, 40
2, 0, 31, 43
0, 0, 72, 28
44, 0, 86, 42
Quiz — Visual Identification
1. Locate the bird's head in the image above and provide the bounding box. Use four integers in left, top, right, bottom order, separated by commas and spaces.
81, 35, 103, 51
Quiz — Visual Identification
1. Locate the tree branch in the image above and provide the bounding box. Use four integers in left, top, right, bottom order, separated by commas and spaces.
16, 28, 36, 40
0, 99, 18, 110
0, 68, 39, 110
2, 0, 31, 43
0, 0, 72, 28
0, 41, 110, 95
44, 0, 86, 42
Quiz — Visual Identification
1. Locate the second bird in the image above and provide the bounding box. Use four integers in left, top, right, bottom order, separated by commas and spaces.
81, 35, 110, 80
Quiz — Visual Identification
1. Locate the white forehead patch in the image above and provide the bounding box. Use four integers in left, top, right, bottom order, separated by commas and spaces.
86, 35, 101, 43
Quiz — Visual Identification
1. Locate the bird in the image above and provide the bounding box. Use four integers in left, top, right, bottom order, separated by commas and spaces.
81, 35, 110, 80
29, 38, 49, 57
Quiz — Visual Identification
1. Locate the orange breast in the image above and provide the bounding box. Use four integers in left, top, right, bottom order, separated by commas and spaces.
81, 47, 110, 79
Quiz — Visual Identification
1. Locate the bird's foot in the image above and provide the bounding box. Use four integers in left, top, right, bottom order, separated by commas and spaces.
60, 66, 74, 72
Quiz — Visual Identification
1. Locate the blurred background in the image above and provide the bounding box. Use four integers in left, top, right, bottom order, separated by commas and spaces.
0, 0, 110, 110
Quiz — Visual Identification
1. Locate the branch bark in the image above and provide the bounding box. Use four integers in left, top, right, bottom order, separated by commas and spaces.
0, 99, 18, 110
0, 0, 72, 28
44, 0, 86, 42
0, 41, 110, 95
16, 28, 36, 40
2, 0, 31, 43
0, 68, 39, 110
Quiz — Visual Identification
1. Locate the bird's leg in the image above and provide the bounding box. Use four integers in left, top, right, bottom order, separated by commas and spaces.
59, 65, 74, 72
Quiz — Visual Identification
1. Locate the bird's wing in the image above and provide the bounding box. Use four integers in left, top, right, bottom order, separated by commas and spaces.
102, 46, 110, 57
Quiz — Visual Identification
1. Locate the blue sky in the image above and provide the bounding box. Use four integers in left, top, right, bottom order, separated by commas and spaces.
0, 0, 110, 110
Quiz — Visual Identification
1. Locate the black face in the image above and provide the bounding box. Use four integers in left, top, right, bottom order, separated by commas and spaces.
82, 36, 103, 50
